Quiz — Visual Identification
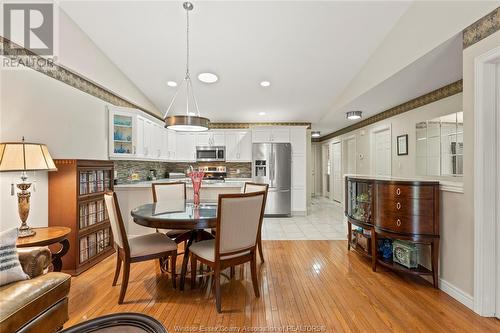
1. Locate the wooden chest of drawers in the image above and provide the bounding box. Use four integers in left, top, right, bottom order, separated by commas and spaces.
375, 182, 439, 236
345, 176, 440, 288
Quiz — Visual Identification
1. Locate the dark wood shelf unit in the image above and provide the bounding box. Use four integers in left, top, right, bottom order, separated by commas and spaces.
345, 176, 440, 288
49, 159, 115, 275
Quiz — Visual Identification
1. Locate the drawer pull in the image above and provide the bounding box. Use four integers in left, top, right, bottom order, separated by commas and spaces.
396, 219, 402, 227
396, 188, 401, 195
396, 202, 401, 210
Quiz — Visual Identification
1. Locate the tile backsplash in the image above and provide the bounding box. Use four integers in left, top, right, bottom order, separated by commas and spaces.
114, 161, 251, 184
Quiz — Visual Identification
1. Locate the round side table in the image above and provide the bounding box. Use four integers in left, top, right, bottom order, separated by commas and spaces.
16, 226, 71, 272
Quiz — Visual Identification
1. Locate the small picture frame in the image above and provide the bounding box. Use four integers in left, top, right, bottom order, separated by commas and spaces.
397, 134, 408, 156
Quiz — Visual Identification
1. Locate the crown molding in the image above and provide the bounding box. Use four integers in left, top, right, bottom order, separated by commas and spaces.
318, 80, 463, 142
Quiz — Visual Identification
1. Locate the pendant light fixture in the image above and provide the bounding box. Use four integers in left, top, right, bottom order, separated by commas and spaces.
164, 2, 210, 132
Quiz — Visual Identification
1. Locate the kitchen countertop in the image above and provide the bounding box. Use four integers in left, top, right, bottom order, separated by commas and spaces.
114, 178, 252, 189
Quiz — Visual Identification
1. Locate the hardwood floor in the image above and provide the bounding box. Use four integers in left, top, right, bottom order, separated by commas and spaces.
66, 241, 500, 332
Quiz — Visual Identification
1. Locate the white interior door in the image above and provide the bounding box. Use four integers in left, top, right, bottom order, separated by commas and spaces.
373, 128, 391, 176
332, 142, 342, 203
345, 137, 356, 174
322, 144, 329, 197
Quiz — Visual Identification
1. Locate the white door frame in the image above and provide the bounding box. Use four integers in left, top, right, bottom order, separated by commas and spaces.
343, 134, 357, 175
370, 124, 392, 176
321, 143, 329, 198
331, 140, 342, 203
473, 45, 500, 316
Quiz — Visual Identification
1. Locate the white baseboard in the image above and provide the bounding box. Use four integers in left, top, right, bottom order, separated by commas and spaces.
439, 278, 474, 310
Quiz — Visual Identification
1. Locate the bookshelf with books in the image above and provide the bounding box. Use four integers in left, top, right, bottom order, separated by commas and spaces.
49, 159, 115, 275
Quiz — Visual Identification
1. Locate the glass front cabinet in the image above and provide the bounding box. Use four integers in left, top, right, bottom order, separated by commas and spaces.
109, 107, 137, 158
346, 178, 373, 225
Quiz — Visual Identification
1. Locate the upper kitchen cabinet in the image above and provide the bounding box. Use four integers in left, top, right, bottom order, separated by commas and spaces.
176, 132, 197, 161
109, 106, 137, 158
289, 127, 307, 154
225, 130, 252, 162
252, 127, 290, 143
196, 131, 225, 146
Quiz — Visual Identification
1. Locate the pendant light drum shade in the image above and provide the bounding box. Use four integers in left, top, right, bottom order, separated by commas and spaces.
165, 115, 210, 132
163, 2, 210, 132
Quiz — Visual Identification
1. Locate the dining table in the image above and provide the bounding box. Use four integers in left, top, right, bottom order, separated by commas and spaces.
131, 199, 217, 290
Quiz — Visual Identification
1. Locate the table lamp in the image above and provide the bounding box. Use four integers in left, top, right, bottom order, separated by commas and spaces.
0, 137, 57, 237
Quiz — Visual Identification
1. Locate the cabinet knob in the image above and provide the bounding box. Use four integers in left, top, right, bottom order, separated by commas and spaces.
396, 202, 401, 210
396, 188, 401, 195
396, 219, 401, 227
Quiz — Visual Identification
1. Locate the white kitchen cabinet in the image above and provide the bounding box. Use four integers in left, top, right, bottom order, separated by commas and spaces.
196, 131, 225, 146
109, 106, 137, 158
225, 130, 252, 162
160, 128, 169, 160
135, 116, 145, 157
292, 153, 307, 214
290, 127, 307, 154
167, 129, 176, 160
175, 132, 196, 161
252, 127, 290, 143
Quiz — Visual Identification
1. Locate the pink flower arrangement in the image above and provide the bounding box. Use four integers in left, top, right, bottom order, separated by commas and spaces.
188, 170, 204, 206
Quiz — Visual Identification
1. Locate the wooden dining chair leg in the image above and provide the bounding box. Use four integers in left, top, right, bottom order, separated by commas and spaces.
190, 254, 197, 289
250, 252, 260, 297
257, 236, 265, 263
230, 266, 235, 278
171, 253, 177, 289
118, 261, 130, 304
112, 252, 121, 286
214, 267, 222, 313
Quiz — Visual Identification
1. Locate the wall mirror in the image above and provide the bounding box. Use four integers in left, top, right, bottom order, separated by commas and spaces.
416, 111, 463, 177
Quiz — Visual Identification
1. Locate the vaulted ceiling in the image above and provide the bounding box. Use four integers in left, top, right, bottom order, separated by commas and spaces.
61, 1, 427, 133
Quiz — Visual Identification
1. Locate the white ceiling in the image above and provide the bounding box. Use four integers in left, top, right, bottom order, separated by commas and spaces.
60, 1, 413, 128
318, 33, 463, 135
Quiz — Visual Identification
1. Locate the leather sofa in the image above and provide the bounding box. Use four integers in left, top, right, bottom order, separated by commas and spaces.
0, 247, 71, 333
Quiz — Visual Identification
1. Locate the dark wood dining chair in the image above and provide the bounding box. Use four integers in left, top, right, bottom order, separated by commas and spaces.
104, 192, 178, 304
244, 182, 269, 262
189, 191, 266, 312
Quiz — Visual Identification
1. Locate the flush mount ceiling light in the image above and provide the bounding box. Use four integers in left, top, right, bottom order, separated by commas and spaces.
311, 131, 321, 138
346, 111, 362, 120
260, 81, 271, 87
164, 2, 210, 132
198, 72, 218, 83
258, 112, 266, 116
167, 81, 178, 87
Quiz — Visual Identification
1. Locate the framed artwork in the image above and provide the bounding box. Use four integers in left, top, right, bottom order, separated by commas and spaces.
397, 134, 408, 156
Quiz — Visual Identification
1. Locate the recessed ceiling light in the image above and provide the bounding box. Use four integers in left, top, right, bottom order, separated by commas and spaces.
198, 72, 218, 83
258, 112, 266, 116
260, 81, 271, 87
311, 131, 321, 138
346, 111, 362, 120
167, 81, 177, 87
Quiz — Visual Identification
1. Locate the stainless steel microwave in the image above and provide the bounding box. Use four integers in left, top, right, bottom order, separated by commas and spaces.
196, 146, 225, 162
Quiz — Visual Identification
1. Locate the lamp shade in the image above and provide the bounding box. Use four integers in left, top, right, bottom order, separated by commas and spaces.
0, 141, 57, 172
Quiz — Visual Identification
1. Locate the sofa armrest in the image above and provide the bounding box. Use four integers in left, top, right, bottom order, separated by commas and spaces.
17, 247, 52, 278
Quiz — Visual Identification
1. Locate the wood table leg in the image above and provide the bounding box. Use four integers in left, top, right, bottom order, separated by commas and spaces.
347, 222, 352, 250
431, 239, 439, 288
52, 238, 70, 272
179, 231, 197, 291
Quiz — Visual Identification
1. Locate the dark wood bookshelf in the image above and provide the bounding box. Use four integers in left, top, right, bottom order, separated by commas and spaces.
49, 159, 115, 275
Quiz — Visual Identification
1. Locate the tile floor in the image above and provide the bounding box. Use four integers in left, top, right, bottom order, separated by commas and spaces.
261, 197, 347, 240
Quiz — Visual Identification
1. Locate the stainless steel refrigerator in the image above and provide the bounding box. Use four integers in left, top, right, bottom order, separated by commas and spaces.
252, 143, 291, 216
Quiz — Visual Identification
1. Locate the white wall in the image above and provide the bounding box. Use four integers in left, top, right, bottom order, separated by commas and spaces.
0, 68, 110, 230
57, 9, 160, 116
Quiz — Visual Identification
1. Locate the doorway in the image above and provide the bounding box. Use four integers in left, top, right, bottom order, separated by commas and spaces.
371, 126, 391, 176
345, 136, 356, 174
321, 144, 330, 198
473, 45, 500, 317
331, 141, 342, 203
